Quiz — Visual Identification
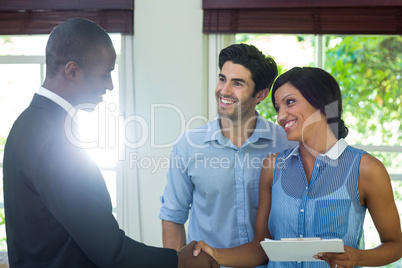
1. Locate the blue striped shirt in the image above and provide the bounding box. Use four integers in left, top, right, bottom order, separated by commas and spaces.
268, 139, 367, 267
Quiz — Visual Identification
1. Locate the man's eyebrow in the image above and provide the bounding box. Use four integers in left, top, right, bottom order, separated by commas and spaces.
232, 78, 247, 84
219, 74, 247, 84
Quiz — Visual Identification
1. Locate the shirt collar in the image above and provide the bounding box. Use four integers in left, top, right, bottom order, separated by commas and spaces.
203, 112, 274, 144
287, 139, 348, 160
248, 112, 274, 142
37, 86, 79, 122
326, 139, 348, 159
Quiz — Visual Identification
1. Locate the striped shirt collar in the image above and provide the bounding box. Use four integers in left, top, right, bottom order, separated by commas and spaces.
37, 86, 78, 122
288, 139, 348, 160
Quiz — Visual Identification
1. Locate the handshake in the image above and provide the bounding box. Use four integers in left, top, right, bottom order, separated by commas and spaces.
178, 241, 218, 268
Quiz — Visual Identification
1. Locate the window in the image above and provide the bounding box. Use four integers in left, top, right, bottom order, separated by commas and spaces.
236, 33, 402, 267
0, 34, 122, 250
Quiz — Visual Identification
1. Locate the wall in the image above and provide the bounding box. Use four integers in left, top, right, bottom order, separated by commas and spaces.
132, 0, 207, 246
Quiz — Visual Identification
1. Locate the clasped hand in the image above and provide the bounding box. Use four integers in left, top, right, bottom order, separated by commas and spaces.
193, 240, 215, 259
178, 241, 219, 268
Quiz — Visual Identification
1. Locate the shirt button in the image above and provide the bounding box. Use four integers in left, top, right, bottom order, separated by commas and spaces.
316, 164, 320, 167
300, 209, 304, 213
306, 187, 308, 190
241, 232, 245, 236
299, 235, 303, 238
237, 177, 241, 181
239, 205, 243, 209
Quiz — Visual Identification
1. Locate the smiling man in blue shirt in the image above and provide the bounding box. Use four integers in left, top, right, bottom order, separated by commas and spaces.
159, 44, 296, 268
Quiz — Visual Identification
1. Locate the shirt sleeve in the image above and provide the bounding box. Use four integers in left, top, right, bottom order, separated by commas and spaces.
159, 143, 194, 224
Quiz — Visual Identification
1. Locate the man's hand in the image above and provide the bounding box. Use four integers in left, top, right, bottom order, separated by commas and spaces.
192, 240, 215, 259
178, 241, 219, 268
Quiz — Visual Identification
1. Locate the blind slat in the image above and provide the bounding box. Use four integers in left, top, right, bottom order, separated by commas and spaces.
0, 0, 133, 35
0, 10, 133, 35
0, 0, 133, 11
203, 0, 402, 9
203, 7, 402, 35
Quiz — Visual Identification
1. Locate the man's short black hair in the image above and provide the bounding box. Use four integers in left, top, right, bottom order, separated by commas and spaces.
219, 43, 278, 94
45, 18, 114, 77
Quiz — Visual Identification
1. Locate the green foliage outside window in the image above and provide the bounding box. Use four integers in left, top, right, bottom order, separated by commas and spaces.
0, 209, 5, 251
325, 36, 402, 146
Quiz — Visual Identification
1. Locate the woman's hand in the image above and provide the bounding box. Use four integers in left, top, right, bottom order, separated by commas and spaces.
313, 245, 359, 268
193, 240, 216, 260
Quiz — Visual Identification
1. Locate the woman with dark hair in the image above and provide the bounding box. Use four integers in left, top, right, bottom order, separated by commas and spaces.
194, 67, 402, 267
271, 67, 348, 140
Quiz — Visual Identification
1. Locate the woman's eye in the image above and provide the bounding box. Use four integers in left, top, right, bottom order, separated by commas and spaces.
286, 99, 295, 105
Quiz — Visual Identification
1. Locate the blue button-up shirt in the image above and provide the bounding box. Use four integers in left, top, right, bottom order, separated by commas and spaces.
159, 113, 295, 268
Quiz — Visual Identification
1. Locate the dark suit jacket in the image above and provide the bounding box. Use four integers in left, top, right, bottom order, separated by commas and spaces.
3, 94, 177, 268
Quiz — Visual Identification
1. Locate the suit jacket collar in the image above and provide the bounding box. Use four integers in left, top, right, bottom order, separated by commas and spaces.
31, 94, 79, 123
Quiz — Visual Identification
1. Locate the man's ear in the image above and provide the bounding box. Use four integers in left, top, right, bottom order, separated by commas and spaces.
255, 88, 269, 104
65, 61, 80, 81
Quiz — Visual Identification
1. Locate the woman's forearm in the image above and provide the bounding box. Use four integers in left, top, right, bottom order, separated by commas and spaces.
212, 240, 268, 267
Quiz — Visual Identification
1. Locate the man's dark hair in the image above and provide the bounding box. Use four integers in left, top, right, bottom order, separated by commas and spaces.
45, 18, 114, 77
218, 43, 278, 94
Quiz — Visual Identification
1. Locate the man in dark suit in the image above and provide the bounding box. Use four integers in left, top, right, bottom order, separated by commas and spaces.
3, 18, 218, 268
